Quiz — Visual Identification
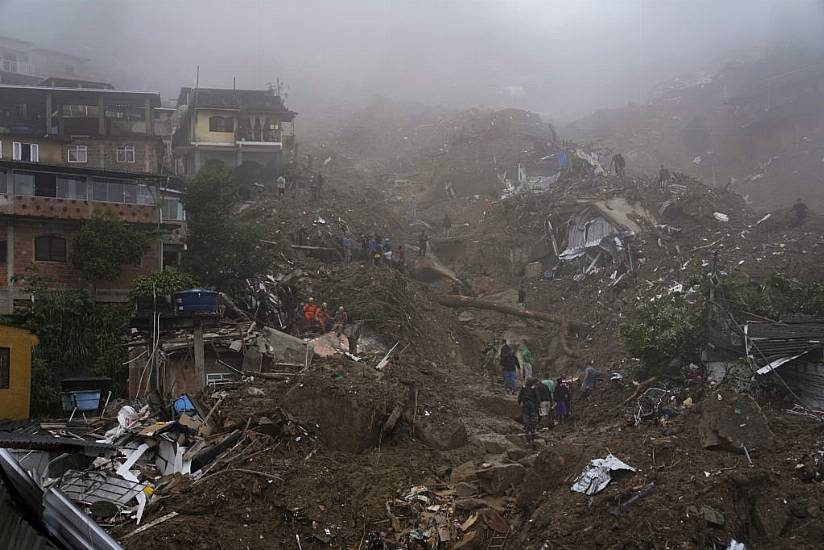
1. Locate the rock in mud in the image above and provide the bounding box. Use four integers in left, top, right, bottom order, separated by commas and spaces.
416, 417, 467, 450
699, 392, 775, 453
476, 461, 526, 495
470, 433, 515, 455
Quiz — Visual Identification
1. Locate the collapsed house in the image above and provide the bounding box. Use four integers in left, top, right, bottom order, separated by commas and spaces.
745, 318, 824, 410
554, 198, 652, 280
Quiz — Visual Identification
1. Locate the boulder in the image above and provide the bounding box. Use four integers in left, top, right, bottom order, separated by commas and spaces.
470, 433, 515, 455
476, 461, 526, 495
455, 481, 478, 498
416, 417, 468, 450
699, 392, 775, 453
524, 261, 543, 278
450, 461, 478, 484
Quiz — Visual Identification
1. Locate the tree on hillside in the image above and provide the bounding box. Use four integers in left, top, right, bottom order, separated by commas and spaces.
72, 212, 152, 287
182, 164, 273, 292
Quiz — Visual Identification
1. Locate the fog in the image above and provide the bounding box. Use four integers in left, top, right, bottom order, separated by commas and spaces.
1, 0, 823, 122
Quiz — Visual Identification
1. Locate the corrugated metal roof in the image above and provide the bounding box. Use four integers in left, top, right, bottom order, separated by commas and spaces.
0, 433, 114, 456
0, 480, 57, 550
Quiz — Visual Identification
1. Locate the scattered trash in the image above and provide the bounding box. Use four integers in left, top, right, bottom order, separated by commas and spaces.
713, 212, 729, 222
608, 482, 655, 516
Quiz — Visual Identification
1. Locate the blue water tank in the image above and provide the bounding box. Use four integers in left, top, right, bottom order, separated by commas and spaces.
174, 288, 219, 315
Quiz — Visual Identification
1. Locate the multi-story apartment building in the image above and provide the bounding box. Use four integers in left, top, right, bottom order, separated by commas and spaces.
0, 84, 185, 311
0, 35, 92, 86
172, 87, 296, 176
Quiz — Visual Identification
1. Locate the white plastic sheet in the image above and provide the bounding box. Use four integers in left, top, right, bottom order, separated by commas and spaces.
571, 454, 636, 495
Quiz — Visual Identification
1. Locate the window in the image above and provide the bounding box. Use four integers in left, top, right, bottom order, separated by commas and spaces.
209, 116, 232, 133
56, 176, 87, 200
12, 142, 39, 162
0, 348, 9, 389
117, 145, 135, 163
34, 235, 66, 262
67, 144, 87, 163
0, 170, 6, 194
14, 172, 35, 196
0, 242, 6, 263
161, 197, 185, 221
137, 184, 155, 205
90, 178, 144, 204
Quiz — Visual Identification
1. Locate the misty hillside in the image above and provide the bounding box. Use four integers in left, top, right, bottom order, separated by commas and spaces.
565, 46, 824, 210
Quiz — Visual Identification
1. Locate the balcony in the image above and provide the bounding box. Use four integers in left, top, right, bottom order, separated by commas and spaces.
236, 128, 282, 143
0, 58, 34, 76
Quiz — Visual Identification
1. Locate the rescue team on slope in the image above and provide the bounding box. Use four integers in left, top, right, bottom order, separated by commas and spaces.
483, 339, 598, 429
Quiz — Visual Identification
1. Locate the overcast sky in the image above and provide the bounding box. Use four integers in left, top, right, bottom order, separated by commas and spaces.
1, 0, 823, 121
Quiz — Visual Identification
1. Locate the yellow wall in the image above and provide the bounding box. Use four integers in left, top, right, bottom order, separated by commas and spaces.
0, 138, 62, 164
0, 325, 38, 420
194, 111, 236, 144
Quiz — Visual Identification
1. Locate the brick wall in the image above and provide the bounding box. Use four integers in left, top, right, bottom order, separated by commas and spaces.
0, 220, 159, 293
62, 139, 161, 174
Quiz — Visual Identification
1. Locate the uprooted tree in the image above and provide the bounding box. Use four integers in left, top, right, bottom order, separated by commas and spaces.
182, 163, 273, 293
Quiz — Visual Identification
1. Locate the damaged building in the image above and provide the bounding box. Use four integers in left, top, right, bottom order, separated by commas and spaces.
0, 83, 186, 309
171, 87, 297, 177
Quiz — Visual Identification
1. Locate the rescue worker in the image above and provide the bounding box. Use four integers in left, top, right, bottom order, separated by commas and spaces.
317, 302, 331, 332
332, 306, 348, 336
303, 297, 318, 329
276, 174, 286, 196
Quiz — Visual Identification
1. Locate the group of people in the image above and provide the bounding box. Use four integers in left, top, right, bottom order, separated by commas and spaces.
352, 234, 407, 268
302, 297, 362, 354
302, 297, 348, 334
484, 339, 599, 430
274, 173, 325, 198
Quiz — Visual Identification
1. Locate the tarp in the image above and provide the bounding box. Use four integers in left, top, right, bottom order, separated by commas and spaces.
571, 454, 636, 495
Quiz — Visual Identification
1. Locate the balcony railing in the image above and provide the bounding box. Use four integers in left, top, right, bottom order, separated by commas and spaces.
0, 58, 34, 75
236, 128, 282, 143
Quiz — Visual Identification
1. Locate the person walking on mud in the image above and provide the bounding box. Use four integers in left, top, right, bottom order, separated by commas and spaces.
418, 230, 428, 257
442, 213, 452, 238
518, 377, 541, 445
657, 165, 671, 193
520, 340, 534, 384
481, 341, 498, 386
555, 376, 571, 422
500, 339, 519, 395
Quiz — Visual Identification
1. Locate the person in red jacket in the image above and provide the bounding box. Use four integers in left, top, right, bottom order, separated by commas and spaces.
303, 297, 318, 324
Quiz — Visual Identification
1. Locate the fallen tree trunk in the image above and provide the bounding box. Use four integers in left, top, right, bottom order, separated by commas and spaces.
435, 295, 587, 328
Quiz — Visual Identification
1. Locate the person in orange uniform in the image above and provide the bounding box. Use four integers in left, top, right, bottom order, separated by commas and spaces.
303, 297, 318, 328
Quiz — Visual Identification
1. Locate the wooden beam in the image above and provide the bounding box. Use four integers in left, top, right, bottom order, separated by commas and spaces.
435, 295, 587, 328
